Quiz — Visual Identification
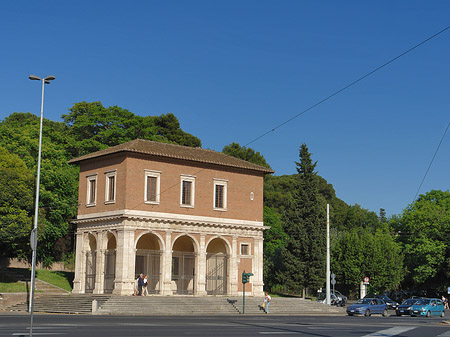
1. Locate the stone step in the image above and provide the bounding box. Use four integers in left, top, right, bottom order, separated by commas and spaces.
7, 294, 345, 316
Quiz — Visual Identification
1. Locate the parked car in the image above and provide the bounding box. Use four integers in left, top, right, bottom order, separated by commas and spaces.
410, 298, 445, 317
317, 290, 347, 306
364, 294, 398, 310
395, 298, 422, 316
346, 298, 388, 317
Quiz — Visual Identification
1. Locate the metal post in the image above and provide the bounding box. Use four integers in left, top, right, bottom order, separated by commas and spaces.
28, 74, 55, 337
29, 78, 45, 336
243, 282, 245, 314
326, 204, 330, 305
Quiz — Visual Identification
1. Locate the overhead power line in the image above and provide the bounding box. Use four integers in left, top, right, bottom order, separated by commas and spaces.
413, 122, 450, 203
244, 25, 450, 148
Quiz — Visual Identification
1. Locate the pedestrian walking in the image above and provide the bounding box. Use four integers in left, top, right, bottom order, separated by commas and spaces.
137, 273, 145, 296
142, 275, 148, 296
264, 292, 271, 314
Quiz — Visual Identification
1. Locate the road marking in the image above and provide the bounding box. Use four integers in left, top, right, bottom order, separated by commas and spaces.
436, 330, 450, 337
12, 332, 67, 336
361, 326, 416, 337
259, 333, 298, 335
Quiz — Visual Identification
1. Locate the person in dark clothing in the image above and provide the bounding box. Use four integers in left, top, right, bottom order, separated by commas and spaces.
137, 273, 144, 296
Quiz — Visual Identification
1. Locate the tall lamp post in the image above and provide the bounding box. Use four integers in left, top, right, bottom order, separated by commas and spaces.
28, 75, 55, 336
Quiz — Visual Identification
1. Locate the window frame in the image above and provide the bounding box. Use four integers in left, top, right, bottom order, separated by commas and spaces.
144, 170, 161, 204
86, 174, 98, 207
104, 170, 117, 204
180, 175, 195, 208
213, 178, 228, 211
240, 243, 251, 256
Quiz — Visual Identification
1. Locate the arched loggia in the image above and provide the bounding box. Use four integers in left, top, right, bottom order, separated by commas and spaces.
172, 235, 196, 295
206, 238, 229, 295
135, 233, 163, 294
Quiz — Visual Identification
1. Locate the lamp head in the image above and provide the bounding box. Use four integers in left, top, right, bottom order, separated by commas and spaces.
29, 75, 41, 81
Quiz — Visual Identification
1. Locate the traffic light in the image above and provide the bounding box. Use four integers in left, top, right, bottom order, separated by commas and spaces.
242, 271, 254, 284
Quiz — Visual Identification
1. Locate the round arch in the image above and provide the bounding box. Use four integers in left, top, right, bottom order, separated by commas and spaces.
84, 233, 97, 293
135, 231, 163, 295
171, 235, 198, 295
205, 237, 230, 295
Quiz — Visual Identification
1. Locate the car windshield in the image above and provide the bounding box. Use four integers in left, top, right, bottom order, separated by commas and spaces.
355, 299, 371, 304
401, 299, 416, 305
415, 299, 430, 305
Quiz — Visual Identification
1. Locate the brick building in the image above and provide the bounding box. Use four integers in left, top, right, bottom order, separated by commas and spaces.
69, 139, 273, 296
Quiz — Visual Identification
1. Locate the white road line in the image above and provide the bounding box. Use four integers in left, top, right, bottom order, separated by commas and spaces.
259, 333, 298, 335
11, 332, 67, 336
361, 326, 416, 337
436, 330, 450, 337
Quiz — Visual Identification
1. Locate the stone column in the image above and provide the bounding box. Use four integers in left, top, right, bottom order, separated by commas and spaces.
161, 231, 173, 295
196, 234, 207, 296
230, 235, 238, 295
72, 231, 85, 294
93, 232, 105, 294
113, 226, 135, 295
252, 235, 264, 296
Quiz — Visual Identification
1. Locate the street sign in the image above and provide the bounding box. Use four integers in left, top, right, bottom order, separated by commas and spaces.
331, 279, 336, 285
363, 276, 369, 285
30, 228, 37, 251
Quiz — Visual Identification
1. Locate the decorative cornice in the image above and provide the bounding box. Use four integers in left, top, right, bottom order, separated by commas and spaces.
71, 210, 269, 232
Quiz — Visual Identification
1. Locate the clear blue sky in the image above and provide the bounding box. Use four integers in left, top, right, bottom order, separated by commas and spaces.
1, 1, 449, 217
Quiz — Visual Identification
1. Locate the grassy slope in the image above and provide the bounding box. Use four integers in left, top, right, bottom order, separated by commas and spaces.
0, 268, 74, 293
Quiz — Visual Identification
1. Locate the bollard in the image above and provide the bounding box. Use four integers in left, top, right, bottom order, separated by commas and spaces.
92, 299, 98, 313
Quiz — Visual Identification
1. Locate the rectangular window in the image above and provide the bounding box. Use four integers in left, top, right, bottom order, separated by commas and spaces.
240, 243, 249, 256
213, 179, 227, 210
86, 175, 97, 206
105, 171, 116, 204
215, 185, 224, 208
145, 170, 161, 204
180, 175, 195, 207
182, 181, 192, 205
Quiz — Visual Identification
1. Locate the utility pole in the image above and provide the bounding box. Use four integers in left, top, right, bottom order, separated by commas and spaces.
326, 204, 331, 305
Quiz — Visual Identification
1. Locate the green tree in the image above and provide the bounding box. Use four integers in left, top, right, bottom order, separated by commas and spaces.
332, 228, 404, 296
62, 102, 201, 156
281, 144, 326, 293
263, 206, 287, 290
0, 146, 34, 258
222, 142, 271, 169
0, 113, 79, 264
391, 190, 450, 292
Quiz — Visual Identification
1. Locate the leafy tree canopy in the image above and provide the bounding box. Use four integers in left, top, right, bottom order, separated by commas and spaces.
0, 146, 34, 258
390, 190, 450, 292
222, 142, 271, 169
62, 101, 201, 157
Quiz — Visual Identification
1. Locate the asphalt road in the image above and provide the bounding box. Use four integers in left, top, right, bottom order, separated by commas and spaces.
1, 313, 450, 337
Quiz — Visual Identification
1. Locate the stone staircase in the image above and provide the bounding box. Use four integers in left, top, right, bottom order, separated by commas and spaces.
8, 294, 111, 314
7, 295, 345, 315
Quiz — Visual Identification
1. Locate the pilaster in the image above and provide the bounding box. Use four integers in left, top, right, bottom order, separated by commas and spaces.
72, 231, 84, 294
113, 226, 135, 295
230, 235, 238, 295
196, 234, 207, 296
161, 231, 173, 295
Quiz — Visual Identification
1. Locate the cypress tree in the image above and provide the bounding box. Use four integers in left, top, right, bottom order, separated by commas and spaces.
281, 143, 326, 293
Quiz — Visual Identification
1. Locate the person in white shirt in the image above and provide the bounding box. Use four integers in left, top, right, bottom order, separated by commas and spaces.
264, 292, 271, 314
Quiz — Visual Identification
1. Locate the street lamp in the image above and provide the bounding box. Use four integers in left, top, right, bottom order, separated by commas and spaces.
28, 74, 55, 336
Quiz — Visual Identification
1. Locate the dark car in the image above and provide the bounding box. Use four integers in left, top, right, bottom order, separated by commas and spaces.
346, 298, 388, 317
396, 298, 421, 316
364, 294, 398, 310
317, 290, 347, 306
